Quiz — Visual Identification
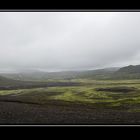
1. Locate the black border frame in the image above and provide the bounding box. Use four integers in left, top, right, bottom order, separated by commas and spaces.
0, 9, 140, 127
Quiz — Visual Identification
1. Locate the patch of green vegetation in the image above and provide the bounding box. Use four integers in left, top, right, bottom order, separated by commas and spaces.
0, 89, 22, 95
48, 86, 114, 104
46, 81, 140, 108
1, 79, 140, 110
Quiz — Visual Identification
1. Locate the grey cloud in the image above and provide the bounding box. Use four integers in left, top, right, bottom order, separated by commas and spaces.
0, 12, 140, 71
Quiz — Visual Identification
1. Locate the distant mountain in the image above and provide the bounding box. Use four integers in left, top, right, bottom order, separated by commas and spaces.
117, 65, 140, 74
0, 75, 13, 82
0, 67, 120, 81
3, 65, 140, 81
0, 75, 25, 88
109, 65, 140, 79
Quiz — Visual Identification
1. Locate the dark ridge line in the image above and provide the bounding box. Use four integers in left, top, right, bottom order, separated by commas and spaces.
0, 99, 89, 109
0, 98, 124, 111
0, 99, 41, 105
0, 84, 81, 90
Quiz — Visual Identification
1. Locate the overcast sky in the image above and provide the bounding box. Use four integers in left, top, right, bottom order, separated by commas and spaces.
0, 12, 140, 71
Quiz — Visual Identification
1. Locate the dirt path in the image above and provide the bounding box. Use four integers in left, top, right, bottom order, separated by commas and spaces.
0, 99, 140, 125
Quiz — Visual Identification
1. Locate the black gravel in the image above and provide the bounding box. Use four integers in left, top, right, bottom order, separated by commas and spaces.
0, 99, 140, 125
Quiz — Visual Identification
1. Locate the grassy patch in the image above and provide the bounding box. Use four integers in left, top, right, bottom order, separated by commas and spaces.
0, 89, 23, 95
1, 79, 140, 109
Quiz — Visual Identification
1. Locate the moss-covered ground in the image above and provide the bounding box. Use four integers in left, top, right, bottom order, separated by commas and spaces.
1, 79, 140, 112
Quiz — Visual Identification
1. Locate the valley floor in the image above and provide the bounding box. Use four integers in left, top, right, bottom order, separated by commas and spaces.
0, 79, 140, 125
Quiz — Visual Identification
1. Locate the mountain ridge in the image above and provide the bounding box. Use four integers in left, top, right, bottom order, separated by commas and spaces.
1, 65, 140, 80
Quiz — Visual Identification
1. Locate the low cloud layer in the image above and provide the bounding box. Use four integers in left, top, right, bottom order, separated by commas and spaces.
0, 12, 140, 71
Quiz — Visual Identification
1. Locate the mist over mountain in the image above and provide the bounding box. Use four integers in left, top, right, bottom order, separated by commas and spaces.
0, 66, 121, 80
1, 64, 140, 81
0, 13, 140, 80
